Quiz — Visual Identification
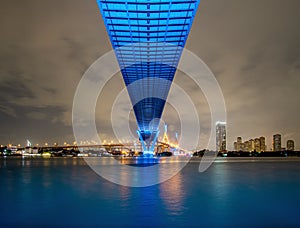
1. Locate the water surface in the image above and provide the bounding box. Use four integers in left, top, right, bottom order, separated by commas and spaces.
0, 157, 299, 227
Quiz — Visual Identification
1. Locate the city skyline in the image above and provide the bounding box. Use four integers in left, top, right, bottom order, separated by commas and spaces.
0, 0, 299, 150
233, 134, 295, 152
1, 128, 296, 154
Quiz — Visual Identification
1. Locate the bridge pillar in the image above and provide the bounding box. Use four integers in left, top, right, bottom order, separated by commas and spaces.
137, 130, 159, 157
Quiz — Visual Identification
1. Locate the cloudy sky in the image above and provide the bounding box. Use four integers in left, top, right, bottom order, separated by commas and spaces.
1, 0, 299, 150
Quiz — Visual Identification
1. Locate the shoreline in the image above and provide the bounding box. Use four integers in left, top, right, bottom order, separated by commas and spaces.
1, 156, 300, 163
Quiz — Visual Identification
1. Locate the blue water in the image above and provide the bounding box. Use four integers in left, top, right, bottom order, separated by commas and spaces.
1, 157, 300, 227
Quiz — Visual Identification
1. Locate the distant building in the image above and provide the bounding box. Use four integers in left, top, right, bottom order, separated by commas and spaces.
273, 134, 281, 151
237, 137, 242, 151
233, 135, 268, 152
234, 137, 243, 151
287, 140, 295, 151
233, 135, 269, 152
216, 122, 226, 152
32, 147, 39, 154
7, 145, 17, 154
25, 146, 32, 154
234, 142, 237, 151
260, 137, 266, 152
249, 139, 255, 152
244, 140, 250, 152
254, 138, 261, 152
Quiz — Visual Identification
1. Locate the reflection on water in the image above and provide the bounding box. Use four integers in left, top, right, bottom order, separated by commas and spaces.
211, 162, 230, 198
160, 169, 185, 216
0, 157, 300, 227
85, 157, 190, 187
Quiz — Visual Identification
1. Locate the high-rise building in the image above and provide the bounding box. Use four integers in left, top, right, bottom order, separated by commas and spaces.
235, 136, 266, 152
254, 138, 261, 152
249, 139, 255, 152
260, 136, 266, 152
234, 142, 237, 151
216, 122, 226, 152
237, 137, 242, 151
287, 140, 295, 151
244, 140, 250, 152
273, 134, 281, 151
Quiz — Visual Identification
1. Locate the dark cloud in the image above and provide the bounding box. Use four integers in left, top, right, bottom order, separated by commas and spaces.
0, 0, 299, 149
188, 0, 300, 149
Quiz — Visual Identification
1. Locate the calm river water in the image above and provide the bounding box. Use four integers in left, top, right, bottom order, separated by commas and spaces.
0, 157, 300, 227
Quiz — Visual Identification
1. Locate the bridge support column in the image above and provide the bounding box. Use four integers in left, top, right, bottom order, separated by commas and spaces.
137, 130, 159, 157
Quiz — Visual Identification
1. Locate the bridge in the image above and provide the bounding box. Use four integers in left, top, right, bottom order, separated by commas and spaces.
95, 0, 201, 156
17, 141, 190, 157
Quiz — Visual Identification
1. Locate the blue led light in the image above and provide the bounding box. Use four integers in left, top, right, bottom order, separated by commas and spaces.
97, 0, 201, 155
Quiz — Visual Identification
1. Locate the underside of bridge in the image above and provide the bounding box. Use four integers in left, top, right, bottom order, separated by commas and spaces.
97, 0, 201, 156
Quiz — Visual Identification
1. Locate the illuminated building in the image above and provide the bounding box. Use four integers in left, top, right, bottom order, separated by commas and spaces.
237, 137, 242, 151
234, 137, 245, 151
287, 140, 295, 151
245, 140, 252, 152
216, 122, 226, 152
235, 136, 266, 152
96, 0, 201, 156
260, 136, 266, 152
234, 142, 237, 151
243, 141, 248, 151
254, 138, 261, 152
273, 134, 281, 151
249, 139, 255, 152
240, 143, 245, 151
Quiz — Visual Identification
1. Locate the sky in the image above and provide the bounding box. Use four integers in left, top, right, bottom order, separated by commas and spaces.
0, 0, 299, 150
